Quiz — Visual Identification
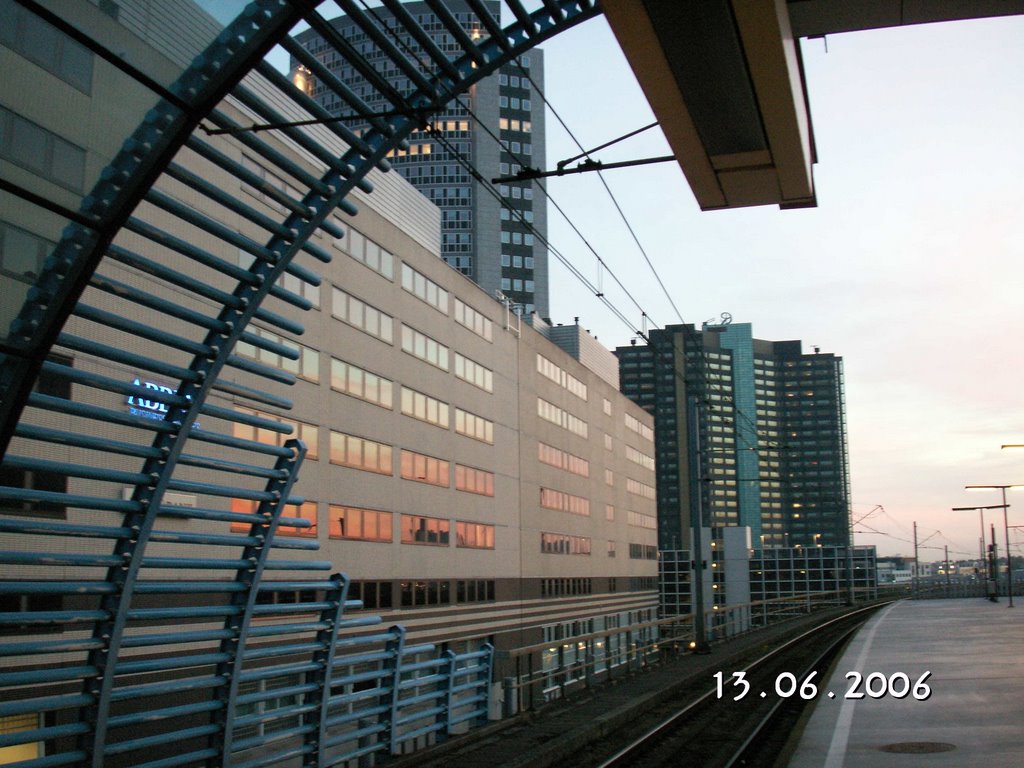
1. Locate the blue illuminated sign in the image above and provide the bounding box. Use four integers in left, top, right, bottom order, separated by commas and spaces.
126, 378, 198, 426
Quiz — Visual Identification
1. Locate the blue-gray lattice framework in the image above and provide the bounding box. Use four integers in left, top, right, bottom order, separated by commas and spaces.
0, 1, 600, 765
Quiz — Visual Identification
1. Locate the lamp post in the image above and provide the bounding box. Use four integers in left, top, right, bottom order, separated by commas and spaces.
964, 484, 1024, 607
952, 504, 1004, 593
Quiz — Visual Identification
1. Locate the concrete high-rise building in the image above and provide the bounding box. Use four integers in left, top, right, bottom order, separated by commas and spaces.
616, 322, 851, 553
294, 0, 549, 317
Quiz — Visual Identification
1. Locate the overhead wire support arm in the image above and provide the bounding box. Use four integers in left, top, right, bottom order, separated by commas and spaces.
492, 154, 676, 183
493, 120, 672, 182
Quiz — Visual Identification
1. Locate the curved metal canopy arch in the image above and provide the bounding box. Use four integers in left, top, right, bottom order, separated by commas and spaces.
0, 1, 600, 765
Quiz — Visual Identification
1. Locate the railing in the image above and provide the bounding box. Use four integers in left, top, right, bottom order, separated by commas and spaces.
498, 591, 874, 715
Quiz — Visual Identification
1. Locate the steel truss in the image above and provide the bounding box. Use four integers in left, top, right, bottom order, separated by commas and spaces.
0, 1, 599, 765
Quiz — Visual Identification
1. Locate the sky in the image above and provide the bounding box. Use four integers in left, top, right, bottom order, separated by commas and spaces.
533, 12, 1024, 560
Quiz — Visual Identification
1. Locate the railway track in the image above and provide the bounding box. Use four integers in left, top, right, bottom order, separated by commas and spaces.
388, 602, 893, 768
581, 604, 890, 768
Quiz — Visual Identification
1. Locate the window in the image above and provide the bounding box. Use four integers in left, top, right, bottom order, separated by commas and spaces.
625, 412, 654, 441
453, 353, 493, 392
329, 431, 392, 475
240, 155, 301, 215
628, 510, 657, 530
626, 478, 656, 500
626, 444, 656, 471
456, 579, 495, 603
400, 450, 449, 487
400, 579, 451, 607
536, 354, 587, 400
0, 105, 85, 191
235, 327, 319, 382
333, 224, 394, 280
539, 487, 590, 516
456, 521, 495, 549
401, 262, 448, 313
400, 386, 449, 429
454, 407, 493, 444
629, 543, 658, 560
0, 464, 66, 519
234, 407, 318, 460
608, 541, 617, 558
541, 532, 591, 555
0, 0, 93, 92
332, 287, 393, 343
605, 468, 614, 486
349, 580, 393, 610
537, 442, 588, 477
231, 498, 317, 538
0, 220, 53, 286
454, 296, 493, 342
401, 514, 450, 545
455, 464, 494, 496
401, 324, 449, 370
330, 358, 393, 408
537, 398, 588, 438
235, 674, 305, 740
329, 505, 392, 542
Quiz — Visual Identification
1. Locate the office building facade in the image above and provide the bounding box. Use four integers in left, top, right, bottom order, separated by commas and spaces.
616, 322, 851, 553
294, 0, 550, 317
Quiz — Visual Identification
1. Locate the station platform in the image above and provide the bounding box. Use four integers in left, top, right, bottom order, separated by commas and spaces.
789, 598, 1024, 767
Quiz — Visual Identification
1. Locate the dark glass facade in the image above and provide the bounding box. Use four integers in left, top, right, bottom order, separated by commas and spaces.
616, 323, 851, 552
293, 1, 549, 317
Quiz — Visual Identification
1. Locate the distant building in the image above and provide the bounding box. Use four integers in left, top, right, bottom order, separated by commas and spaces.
616, 322, 851, 553
294, 0, 550, 316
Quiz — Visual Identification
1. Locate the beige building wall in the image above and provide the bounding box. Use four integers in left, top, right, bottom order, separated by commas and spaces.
0, 0, 659, 676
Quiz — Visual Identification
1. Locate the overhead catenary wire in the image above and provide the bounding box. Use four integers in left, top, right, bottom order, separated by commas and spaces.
345, 0, 834, 518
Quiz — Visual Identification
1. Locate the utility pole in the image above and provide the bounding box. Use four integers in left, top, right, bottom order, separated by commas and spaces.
686, 394, 710, 654
988, 523, 999, 602
912, 521, 919, 599
945, 545, 951, 593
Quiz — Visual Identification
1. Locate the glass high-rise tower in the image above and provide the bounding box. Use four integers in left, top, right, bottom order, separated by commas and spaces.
293, 0, 549, 317
616, 322, 851, 552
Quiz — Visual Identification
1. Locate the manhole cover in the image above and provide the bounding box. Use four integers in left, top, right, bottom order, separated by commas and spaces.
878, 742, 957, 754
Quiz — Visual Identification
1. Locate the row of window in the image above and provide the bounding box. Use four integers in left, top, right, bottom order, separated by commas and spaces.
454, 352, 494, 392
321, 506, 498, 550
629, 543, 658, 561
539, 487, 590, 517
0, 104, 85, 193
348, 578, 496, 611
0, 219, 51, 284
536, 354, 588, 400
498, 118, 532, 132
541, 533, 592, 556
625, 445, 655, 471
541, 578, 592, 598
537, 398, 588, 438
401, 262, 448, 313
453, 297, 493, 341
626, 478, 656, 500
1, 0, 94, 93
401, 323, 448, 371
628, 510, 657, 530
537, 441, 589, 477
499, 95, 531, 110
500, 253, 535, 269
236, 327, 319, 382
624, 412, 655, 442
500, 277, 535, 293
